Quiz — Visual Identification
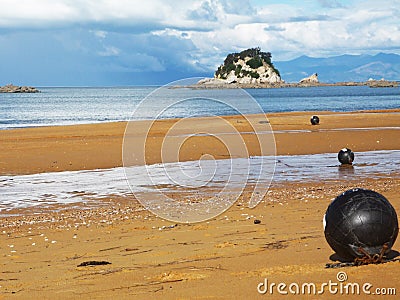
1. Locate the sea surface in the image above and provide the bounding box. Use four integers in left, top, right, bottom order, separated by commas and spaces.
0, 85, 399, 129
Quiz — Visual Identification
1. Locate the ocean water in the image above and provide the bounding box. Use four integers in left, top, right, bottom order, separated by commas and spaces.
0, 85, 399, 129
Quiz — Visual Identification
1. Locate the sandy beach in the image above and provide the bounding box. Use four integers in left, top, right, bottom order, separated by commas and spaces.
1, 109, 399, 175
1, 109, 399, 299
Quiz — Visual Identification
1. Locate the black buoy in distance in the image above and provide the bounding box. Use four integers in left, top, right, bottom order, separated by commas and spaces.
324, 188, 399, 261
310, 115, 320, 125
338, 148, 354, 164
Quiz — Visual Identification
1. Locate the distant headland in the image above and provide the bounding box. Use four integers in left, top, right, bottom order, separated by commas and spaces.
191, 48, 399, 89
0, 84, 40, 93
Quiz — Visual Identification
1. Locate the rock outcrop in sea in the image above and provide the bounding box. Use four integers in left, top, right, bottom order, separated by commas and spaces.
367, 78, 399, 88
0, 84, 39, 93
196, 48, 283, 88
299, 73, 319, 84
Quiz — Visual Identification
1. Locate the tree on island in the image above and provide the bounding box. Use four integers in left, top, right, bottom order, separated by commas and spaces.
215, 47, 280, 79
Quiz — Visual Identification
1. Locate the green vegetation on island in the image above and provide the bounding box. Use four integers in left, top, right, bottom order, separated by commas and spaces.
215, 47, 280, 80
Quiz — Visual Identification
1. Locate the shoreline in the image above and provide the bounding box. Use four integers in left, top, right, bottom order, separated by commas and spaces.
1, 109, 399, 175
1, 107, 399, 131
187, 79, 400, 89
2, 149, 398, 216
1, 109, 399, 299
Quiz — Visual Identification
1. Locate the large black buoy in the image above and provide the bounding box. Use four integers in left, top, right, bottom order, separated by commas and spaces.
338, 148, 354, 164
310, 115, 320, 125
324, 188, 398, 261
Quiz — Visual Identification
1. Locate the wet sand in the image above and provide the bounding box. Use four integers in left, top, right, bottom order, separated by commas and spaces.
0, 109, 399, 299
0, 109, 399, 175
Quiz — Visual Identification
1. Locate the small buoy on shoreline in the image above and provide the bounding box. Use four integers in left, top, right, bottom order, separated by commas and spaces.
338, 148, 354, 164
310, 115, 320, 125
323, 188, 398, 262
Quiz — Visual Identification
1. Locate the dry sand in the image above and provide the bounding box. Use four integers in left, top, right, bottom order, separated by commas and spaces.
0, 109, 399, 299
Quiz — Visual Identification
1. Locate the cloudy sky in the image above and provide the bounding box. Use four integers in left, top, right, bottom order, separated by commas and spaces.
1, 0, 399, 86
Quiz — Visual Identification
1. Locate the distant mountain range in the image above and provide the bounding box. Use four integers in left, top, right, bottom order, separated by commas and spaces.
275, 53, 400, 83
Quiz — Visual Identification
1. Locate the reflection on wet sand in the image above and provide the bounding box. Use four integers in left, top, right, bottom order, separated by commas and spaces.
1, 150, 399, 213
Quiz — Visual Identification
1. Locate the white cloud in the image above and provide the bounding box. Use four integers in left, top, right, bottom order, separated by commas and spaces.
0, 0, 216, 30
98, 46, 120, 56
0, 0, 399, 84
92, 30, 107, 39
186, 0, 400, 60
0, 0, 79, 26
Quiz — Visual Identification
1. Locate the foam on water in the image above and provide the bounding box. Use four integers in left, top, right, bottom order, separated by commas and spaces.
0, 150, 399, 212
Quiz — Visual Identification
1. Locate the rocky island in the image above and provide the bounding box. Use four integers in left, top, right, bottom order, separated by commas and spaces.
0, 84, 39, 93
196, 47, 283, 88
193, 48, 399, 89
